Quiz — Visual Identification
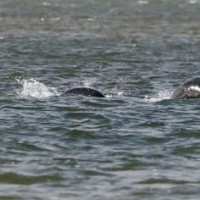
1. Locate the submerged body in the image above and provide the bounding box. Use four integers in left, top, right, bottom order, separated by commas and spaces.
62, 87, 104, 97
172, 77, 200, 99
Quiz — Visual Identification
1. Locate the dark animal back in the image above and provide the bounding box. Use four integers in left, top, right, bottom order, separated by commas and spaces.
62, 87, 104, 97
172, 77, 200, 99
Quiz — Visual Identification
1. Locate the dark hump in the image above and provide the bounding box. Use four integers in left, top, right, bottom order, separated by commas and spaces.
172, 77, 200, 99
183, 77, 200, 87
62, 87, 104, 97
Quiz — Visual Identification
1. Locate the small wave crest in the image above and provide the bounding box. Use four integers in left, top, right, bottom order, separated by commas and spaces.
144, 90, 174, 103
107, 91, 124, 98
16, 78, 60, 98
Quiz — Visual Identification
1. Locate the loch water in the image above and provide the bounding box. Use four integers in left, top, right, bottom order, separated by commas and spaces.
1, 0, 200, 199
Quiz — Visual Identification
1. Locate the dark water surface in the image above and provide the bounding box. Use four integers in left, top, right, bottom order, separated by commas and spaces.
1, 0, 200, 199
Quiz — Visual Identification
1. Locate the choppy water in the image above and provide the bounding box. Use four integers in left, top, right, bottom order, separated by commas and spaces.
1, 0, 200, 199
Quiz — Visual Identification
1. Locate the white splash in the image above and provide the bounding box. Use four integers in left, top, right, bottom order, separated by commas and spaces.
187, 86, 200, 92
117, 91, 124, 96
16, 78, 60, 98
144, 90, 174, 103
189, 0, 199, 4
82, 78, 96, 88
104, 87, 124, 98
137, 0, 149, 4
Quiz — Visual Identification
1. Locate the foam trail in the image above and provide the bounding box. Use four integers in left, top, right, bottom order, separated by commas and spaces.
16, 78, 60, 98
144, 90, 174, 103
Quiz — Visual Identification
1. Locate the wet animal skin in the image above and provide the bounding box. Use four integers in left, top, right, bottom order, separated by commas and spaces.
62, 87, 105, 97
172, 77, 200, 99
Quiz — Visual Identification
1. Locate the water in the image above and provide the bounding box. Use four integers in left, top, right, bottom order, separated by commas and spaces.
1, 0, 200, 199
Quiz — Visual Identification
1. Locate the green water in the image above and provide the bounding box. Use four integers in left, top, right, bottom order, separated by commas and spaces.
1, 0, 200, 199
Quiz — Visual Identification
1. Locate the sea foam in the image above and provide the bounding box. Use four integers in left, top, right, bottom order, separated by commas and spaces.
144, 90, 174, 103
